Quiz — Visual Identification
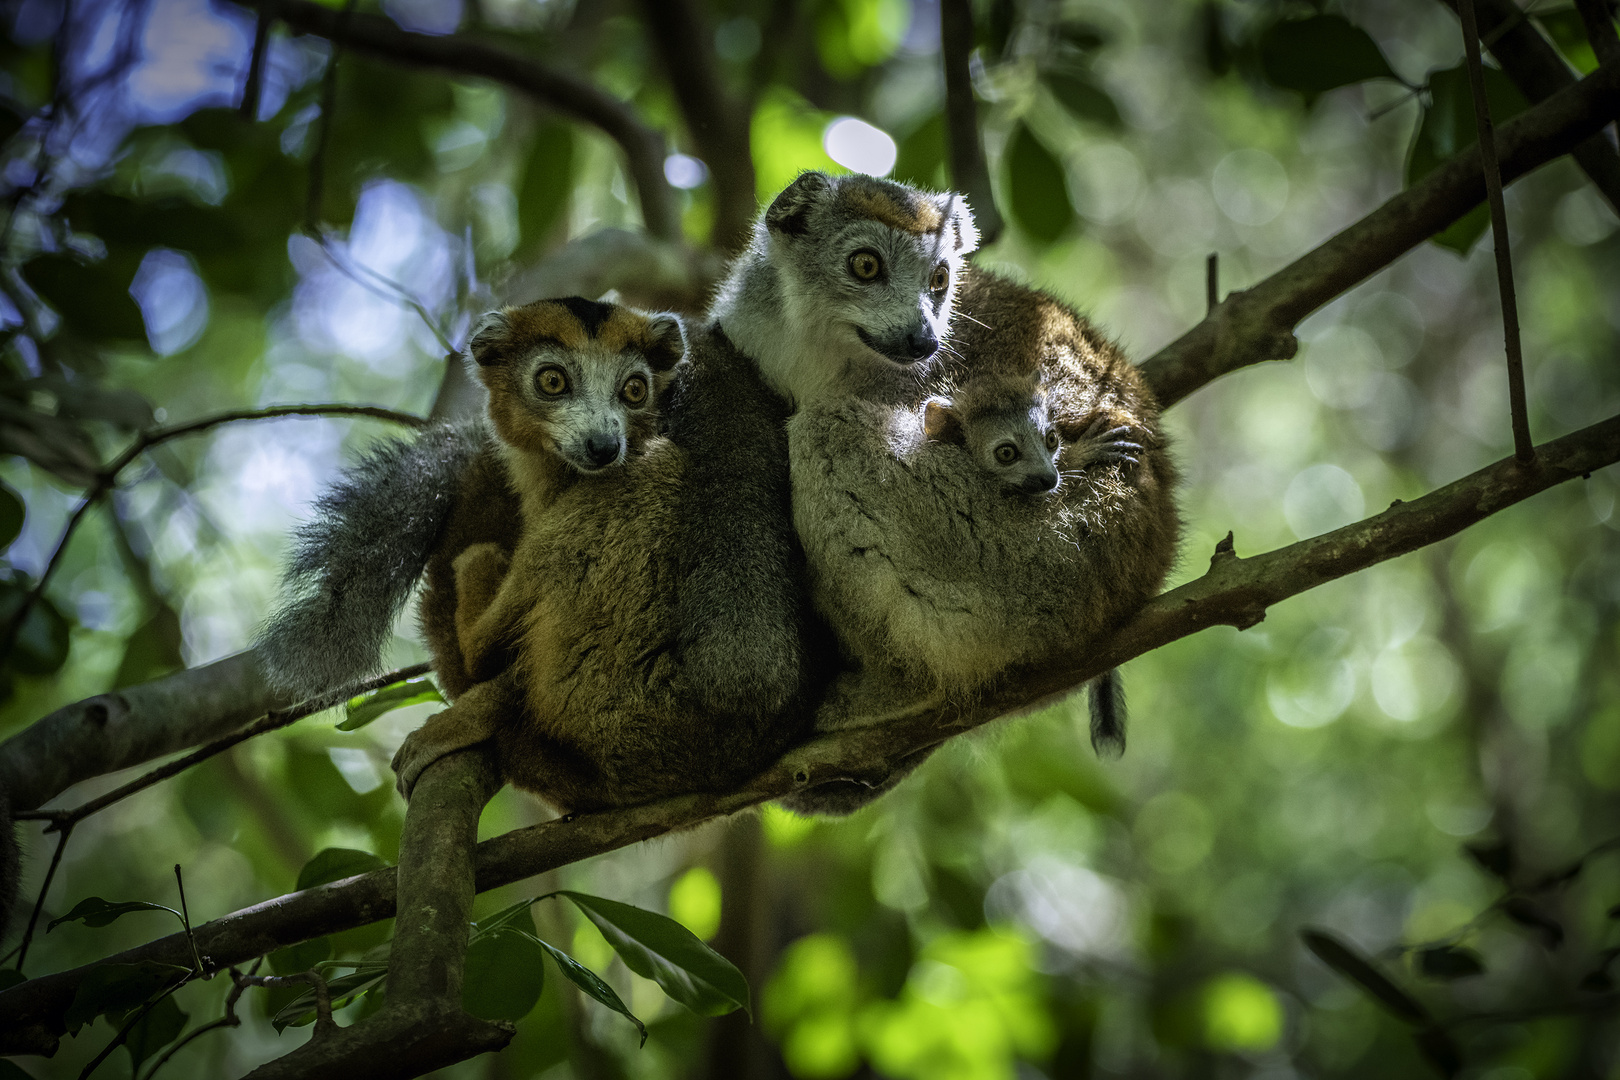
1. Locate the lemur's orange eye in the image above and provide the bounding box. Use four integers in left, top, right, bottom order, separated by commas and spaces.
930, 263, 950, 292
1045, 430, 1060, 452
622, 376, 648, 406
995, 443, 1020, 465
848, 250, 882, 281
536, 367, 569, 395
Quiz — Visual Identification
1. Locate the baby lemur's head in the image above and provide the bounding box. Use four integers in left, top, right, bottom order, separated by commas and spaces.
923, 374, 1061, 495
469, 296, 685, 473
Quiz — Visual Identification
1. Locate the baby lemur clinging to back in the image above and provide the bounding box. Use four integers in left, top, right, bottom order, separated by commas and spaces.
392, 298, 810, 810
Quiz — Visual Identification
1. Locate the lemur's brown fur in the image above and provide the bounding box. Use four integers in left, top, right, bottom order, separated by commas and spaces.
396, 298, 806, 813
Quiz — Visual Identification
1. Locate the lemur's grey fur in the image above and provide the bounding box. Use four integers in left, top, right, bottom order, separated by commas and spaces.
257, 421, 485, 695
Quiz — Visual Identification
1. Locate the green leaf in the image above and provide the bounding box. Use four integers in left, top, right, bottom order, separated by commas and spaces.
537, 938, 646, 1045
0, 484, 22, 552
48, 897, 183, 933
473, 898, 539, 938
340, 677, 444, 732
1003, 123, 1074, 244
63, 962, 190, 1033
462, 928, 547, 1022
18, 252, 148, 343
1258, 15, 1397, 96
517, 121, 575, 255
0, 580, 71, 678
1302, 929, 1429, 1025
113, 603, 184, 690
124, 991, 187, 1074
561, 891, 750, 1017
1045, 69, 1123, 130
1415, 945, 1485, 980
1536, 10, 1601, 75
271, 969, 385, 1031
1406, 64, 1529, 254
268, 936, 333, 976
296, 848, 388, 891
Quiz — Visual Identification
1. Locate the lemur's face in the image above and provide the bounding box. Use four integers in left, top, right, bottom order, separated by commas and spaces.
924, 380, 1061, 495
469, 297, 685, 473
765, 173, 978, 370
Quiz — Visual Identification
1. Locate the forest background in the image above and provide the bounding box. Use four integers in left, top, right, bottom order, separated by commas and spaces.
0, 0, 1618, 1076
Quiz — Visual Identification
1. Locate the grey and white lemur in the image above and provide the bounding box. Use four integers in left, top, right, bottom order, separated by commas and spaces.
780, 266, 1179, 814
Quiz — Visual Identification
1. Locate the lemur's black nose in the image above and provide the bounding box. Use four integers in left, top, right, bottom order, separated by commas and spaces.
1023, 471, 1059, 493
904, 325, 939, 361
585, 434, 622, 466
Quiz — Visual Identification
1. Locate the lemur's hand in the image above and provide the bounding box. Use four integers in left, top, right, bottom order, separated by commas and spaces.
390, 680, 506, 799
1066, 416, 1145, 471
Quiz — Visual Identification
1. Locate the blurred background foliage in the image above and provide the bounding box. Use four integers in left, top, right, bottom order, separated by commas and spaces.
1, 0, 1618, 1076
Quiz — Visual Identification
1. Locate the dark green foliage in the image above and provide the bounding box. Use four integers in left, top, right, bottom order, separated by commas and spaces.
19, 253, 147, 343
517, 121, 575, 255
562, 891, 750, 1017
0, 574, 71, 677
63, 961, 189, 1033
891, 113, 945, 190
296, 847, 388, 891
1406, 64, 1528, 254
463, 928, 547, 1021
0, 484, 23, 551
340, 675, 443, 731
1003, 123, 1074, 243
1257, 14, 1397, 96
268, 936, 333, 976
123, 991, 187, 1073
47, 896, 182, 932
112, 603, 184, 689
1416, 946, 1484, 980
1044, 68, 1123, 130
537, 938, 646, 1043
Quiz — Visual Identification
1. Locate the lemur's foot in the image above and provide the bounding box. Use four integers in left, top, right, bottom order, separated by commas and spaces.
391, 702, 499, 800
1073, 417, 1144, 470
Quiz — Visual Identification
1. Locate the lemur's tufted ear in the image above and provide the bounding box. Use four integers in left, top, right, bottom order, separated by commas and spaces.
766, 172, 833, 237
923, 399, 965, 445
468, 310, 513, 367
941, 193, 979, 256
643, 313, 687, 372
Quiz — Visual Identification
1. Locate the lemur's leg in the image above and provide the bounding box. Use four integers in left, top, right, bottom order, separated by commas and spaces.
1068, 415, 1145, 471
391, 673, 518, 800
452, 543, 518, 682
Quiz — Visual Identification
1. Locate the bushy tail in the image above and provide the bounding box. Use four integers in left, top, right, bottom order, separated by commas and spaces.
256, 421, 487, 697
1088, 668, 1127, 758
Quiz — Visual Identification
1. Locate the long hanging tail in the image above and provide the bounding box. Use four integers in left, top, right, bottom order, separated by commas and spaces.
256, 420, 486, 697
1088, 667, 1127, 758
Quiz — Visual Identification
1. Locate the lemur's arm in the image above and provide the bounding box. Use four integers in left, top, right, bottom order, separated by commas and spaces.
452, 542, 521, 684
663, 328, 806, 717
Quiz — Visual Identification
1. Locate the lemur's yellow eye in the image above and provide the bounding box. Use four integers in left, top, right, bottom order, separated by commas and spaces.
930, 263, 950, 292
622, 376, 648, 406
1045, 430, 1060, 451
848, 250, 882, 281
536, 367, 568, 395
995, 443, 1020, 465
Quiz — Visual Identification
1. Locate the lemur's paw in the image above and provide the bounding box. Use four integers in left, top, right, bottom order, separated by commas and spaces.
1073, 418, 1145, 470
391, 726, 463, 801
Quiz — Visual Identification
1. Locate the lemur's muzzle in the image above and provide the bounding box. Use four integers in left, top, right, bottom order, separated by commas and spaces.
584, 433, 623, 467
857, 324, 939, 365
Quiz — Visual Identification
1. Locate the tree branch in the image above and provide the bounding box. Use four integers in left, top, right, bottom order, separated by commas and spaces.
635, 0, 757, 252
1438, 0, 1620, 215
1139, 60, 1620, 408
1575, 0, 1620, 69
940, 0, 1003, 243
240, 0, 680, 241
6, 410, 1615, 1054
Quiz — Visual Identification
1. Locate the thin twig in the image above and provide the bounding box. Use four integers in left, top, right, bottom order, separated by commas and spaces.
304, 229, 458, 353
232, 969, 336, 1035
1459, 0, 1535, 465
13, 663, 432, 834
13, 822, 72, 974
139, 961, 256, 1080
305, 0, 358, 230
172, 865, 204, 976
77, 978, 189, 1080
1206, 252, 1219, 313
0, 404, 425, 663
240, 6, 274, 120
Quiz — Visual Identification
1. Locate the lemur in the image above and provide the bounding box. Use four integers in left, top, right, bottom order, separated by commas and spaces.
780, 266, 1178, 815
386, 299, 809, 810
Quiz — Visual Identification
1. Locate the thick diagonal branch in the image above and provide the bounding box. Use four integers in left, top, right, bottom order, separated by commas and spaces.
239, 0, 679, 241
1139, 61, 1620, 407
6, 412, 1615, 1054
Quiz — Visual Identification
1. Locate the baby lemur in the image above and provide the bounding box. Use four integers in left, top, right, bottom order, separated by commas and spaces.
391, 298, 809, 811
782, 267, 1178, 813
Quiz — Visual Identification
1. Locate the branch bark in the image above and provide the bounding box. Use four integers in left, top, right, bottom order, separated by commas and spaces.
6, 410, 1615, 1054
1438, 0, 1620, 215
941, 0, 1003, 243
635, 0, 758, 252
1139, 60, 1620, 407
239, 0, 680, 241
